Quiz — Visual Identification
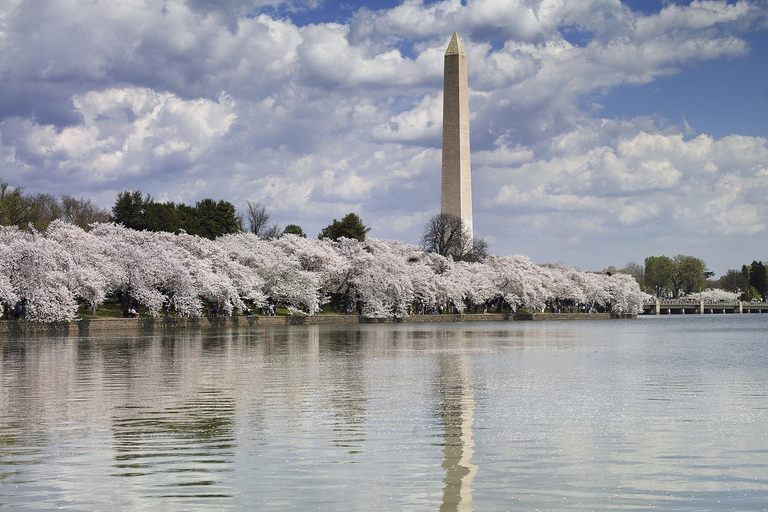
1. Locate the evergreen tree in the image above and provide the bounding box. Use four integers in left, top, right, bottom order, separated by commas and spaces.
192, 199, 241, 239
318, 213, 370, 242
111, 191, 146, 230
283, 224, 306, 237
749, 260, 767, 300
111, 191, 240, 239
143, 201, 180, 233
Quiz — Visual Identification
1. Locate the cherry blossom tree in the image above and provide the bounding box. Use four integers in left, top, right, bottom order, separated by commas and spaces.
0, 228, 21, 315
45, 220, 113, 313
0, 222, 649, 322
544, 265, 586, 306
0, 226, 78, 321
273, 234, 351, 307
219, 233, 319, 314
482, 255, 549, 312
606, 273, 647, 314
353, 241, 414, 318
690, 289, 739, 302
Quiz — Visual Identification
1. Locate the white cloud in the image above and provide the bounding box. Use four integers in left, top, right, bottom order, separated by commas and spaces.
373, 93, 442, 142
617, 201, 660, 226
634, 1, 754, 39
350, 0, 563, 43
4, 88, 235, 183
497, 127, 767, 240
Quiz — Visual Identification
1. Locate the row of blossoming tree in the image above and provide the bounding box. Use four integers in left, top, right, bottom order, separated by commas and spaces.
0, 221, 648, 322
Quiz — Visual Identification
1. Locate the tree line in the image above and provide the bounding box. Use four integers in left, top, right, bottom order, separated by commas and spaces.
3, 179, 760, 294
1, 220, 646, 322
643, 255, 715, 298
0, 182, 109, 231
607, 255, 766, 301
2, 180, 488, 261
716, 262, 767, 301
1, 181, 370, 243
111, 191, 241, 239
112, 192, 489, 263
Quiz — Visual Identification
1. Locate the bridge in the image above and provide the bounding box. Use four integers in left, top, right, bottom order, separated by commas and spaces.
642, 300, 768, 315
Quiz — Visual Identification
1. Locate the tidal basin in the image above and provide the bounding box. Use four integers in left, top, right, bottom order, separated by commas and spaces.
1, 316, 767, 510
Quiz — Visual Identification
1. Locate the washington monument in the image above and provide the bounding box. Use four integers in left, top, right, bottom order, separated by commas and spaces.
441, 32, 473, 239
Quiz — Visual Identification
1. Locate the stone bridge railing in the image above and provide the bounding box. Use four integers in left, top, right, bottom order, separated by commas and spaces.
642, 299, 768, 315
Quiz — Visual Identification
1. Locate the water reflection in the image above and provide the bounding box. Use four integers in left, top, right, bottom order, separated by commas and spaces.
111, 390, 236, 498
321, 329, 368, 454
0, 340, 47, 490
437, 351, 478, 512
1, 317, 767, 510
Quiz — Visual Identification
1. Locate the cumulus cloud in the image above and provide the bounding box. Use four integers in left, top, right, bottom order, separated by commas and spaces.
373, 93, 443, 142
2, 88, 236, 189
499, 129, 768, 237
0, 0, 766, 274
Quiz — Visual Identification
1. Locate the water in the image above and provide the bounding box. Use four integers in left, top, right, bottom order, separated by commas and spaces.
1, 316, 767, 511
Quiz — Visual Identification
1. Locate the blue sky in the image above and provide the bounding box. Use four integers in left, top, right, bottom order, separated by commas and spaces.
1, 0, 766, 276
599, 31, 768, 138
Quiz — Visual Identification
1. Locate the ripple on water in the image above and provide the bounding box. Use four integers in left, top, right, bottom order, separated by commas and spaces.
1, 318, 768, 509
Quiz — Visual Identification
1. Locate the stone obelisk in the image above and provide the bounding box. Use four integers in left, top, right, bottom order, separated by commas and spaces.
441, 32, 473, 239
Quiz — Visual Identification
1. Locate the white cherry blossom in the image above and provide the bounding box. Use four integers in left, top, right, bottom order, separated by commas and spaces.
0, 223, 654, 321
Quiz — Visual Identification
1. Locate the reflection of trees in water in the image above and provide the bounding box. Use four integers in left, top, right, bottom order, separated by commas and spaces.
250, 325, 319, 356
110, 388, 236, 498
93, 333, 239, 498
98, 336, 156, 395
0, 341, 46, 487
436, 351, 478, 512
0, 338, 80, 490
1, 332, 251, 504
0, 419, 49, 496
321, 329, 367, 454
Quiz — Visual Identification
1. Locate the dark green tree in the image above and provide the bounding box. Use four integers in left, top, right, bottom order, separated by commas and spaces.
192, 199, 240, 239
669, 255, 709, 296
283, 224, 306, 237
111, 191, 240, 239
717, 269, 750, 294
741, 264, 751, 282
111, 191, 146, 229
143, 201, 180, 233
644, 255, 674, 297
175, 203, 199, 234
749, 260, 767, 300
318, 212, 370, 242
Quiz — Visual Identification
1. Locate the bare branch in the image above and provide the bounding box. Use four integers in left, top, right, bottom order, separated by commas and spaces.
245, 200, 270, 237
420, 213, 487, 262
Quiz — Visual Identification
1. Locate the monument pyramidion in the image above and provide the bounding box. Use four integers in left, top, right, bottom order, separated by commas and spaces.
440, 32, 473, 240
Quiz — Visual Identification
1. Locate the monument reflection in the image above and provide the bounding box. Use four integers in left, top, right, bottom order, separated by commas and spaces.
437, 349, 478, 511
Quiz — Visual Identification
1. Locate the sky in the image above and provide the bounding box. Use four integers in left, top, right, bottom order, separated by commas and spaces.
1, 0, 766, 276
